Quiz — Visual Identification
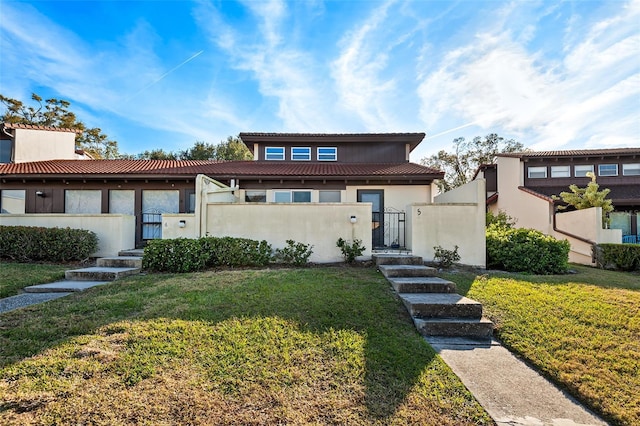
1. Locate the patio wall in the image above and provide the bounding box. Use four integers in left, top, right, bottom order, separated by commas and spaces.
0, 214, 135, 257
199, 203, 372, 263
407, 179, 486, 267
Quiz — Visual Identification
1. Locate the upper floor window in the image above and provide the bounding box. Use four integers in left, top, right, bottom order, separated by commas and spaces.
574, 165, 594, 177
265, 147, 285, 161
598, 164, 618, 177
622, 163, 640, 176
317, 147, 337, 161
550, 165, 570, 178
527, 166, 547, 179
291, 147, 311, 161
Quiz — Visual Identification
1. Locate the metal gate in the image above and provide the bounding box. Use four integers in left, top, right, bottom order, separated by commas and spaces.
372, 208, 406, 250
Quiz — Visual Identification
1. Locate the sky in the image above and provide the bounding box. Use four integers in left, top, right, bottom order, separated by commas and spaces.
0, 0, 638, 161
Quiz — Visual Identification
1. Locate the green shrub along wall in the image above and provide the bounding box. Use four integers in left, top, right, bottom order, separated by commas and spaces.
143, 236, 274, 273
594, 244, 640, 271
0, 225, 98, 262
486, 224, 570, 274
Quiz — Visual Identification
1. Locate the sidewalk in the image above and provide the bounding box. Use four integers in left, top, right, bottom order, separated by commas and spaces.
427, 337, 609, 426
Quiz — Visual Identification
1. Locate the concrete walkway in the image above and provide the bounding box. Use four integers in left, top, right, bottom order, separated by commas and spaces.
426, 337, 609, 426
0, 280, 108, 314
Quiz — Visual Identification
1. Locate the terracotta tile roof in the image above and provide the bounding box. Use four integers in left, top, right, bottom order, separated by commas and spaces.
2, 123, 79, 133
0, 159, 444, 179
526, 185, 640, 205
498, 148, 640, 159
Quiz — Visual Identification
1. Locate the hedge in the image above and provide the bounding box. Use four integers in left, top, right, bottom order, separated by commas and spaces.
593, 243, 640, 271
486, 224, 570, 274
0, 225, 98, 262
143, 236, 273, 272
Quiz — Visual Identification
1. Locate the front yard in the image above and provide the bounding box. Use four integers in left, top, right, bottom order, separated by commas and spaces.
0, 267, 492, 425
0, 261, 68, 298
444, 265, 640, 426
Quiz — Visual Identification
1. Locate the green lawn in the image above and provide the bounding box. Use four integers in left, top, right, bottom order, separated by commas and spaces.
0, 267, 492, 425
444, 265, 640, 426
0, 261, 69, 298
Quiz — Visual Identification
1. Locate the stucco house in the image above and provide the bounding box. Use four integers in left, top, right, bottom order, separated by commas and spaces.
475, 148, 640, 264
1, 124, 487, 265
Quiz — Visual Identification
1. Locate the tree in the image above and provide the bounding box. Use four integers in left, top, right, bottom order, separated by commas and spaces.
179, 141, 217, 160
554, 172, 614, 227
0, 93, 120, 159
420, 133, 526, 192
134, 149, 178, 160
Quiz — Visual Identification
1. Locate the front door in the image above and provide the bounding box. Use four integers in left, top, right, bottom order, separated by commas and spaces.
357, 190, 384, 249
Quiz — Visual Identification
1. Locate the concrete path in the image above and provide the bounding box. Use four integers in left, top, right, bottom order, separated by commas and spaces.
427, 337, 609, 426
0, 281, 108, 314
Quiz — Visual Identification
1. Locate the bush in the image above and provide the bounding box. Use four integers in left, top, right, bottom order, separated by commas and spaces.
593, 244, 640, 271
433, 245, 460, 268
0, 225, 98, 262
486, 224, 570, 274
336, 238, 366, 264
143, 236, 273, 272
274, 240, 314, 265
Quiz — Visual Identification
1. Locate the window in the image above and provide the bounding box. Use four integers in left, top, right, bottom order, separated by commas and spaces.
245, 190, 266, 202
292, 191, 311, 203
574, 165, 594, 177
109, 190, 135, 215
317, 147, 337, 161
550, 166, 570, 178
265, 147, 285, 160
319, 190, 341, 203
273, 190, 311, 203
291, 147, 311, 161
623, 163, 640, 176
527, 166, 547, 178
1, 190, 25, 214
598, 164, 618, 177
274, 191, 291, 203
65, 190, 101, 213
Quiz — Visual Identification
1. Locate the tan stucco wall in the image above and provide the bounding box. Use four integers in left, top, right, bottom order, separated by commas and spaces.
13, 129, 77, 163
491, 157, 554, 234
0, 214, 135, 257
202, 203, 372, 263
345, 185, 431, 210
409, 180, 487, 267
162, 214, 198, 239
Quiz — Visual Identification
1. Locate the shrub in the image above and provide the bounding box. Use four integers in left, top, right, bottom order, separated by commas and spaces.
486, 224, 570, 274
143, 236, 273, 272
433, 245, 460, 268
336, 238, 366, 264
486, 210, 516, 229
274, 240, 314, 265
593, 243, 640, 271
0, 225, 98, 262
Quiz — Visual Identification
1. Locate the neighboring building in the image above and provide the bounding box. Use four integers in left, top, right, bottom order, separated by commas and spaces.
475, 148, 640, 263
0, 128, 444, 250
0, 123, 92, 163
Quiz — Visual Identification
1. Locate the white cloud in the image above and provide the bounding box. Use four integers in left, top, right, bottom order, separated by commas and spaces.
417, 1, 639, 152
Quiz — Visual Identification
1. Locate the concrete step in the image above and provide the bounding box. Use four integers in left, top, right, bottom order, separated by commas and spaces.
388, 277, 457, 293
118, 249, 144, 257
399, 293, 483, 319
414, 317, 494, 339
373, 253, 424, 266
378, 264, 437, 278
65, 267, 140, 281
97, 256, 142, 268
24, 280, 110, 293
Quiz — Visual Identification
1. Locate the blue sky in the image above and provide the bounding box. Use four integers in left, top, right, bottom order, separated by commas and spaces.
1, 0, 638, 160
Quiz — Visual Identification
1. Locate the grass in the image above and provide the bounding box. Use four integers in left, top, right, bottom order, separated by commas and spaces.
0, 261, 69, 298
0, 267, 492, 425
444, 264, 640, 426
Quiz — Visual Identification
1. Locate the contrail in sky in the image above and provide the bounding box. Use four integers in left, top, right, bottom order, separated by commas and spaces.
424, 121, 480, 140
124, 50, 205, 102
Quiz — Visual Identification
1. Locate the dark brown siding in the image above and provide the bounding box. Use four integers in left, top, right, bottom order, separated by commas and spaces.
259, 142, 407, 163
